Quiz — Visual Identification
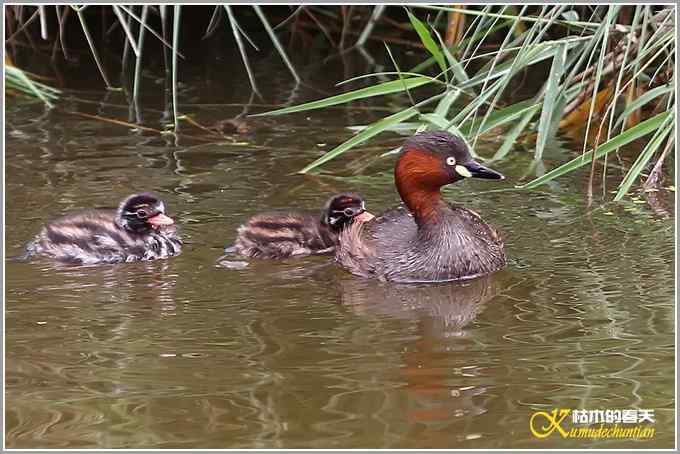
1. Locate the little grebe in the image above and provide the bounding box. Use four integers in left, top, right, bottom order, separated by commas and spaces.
26, 193, 182, 265
336, 131, 506, 283
228, 192, 373, 259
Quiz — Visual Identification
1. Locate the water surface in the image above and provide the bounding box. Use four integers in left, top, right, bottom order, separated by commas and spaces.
5, 49, 675, 449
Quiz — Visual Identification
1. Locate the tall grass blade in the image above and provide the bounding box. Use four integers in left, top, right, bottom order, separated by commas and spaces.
347, 123, 421, 133
518, 111, 670, 189
299, 94, 445, 173
172, 5, 181, 131
615, 84, 673, 128
230, 15, 259, 51
252, 6, 300, 83
434, 90, 461, 118
600, 6, 643, 194
384, 43, 416, 107
614, 118, 674, 200
337, 71, 445, 87
38, 5, 47, 40
491, 105, 539, 161
460, 100, 539, 137
461, 38, 584, 90
299, 107, 421, 174
413, 5, 602, 30
203, 6, 222, 39
464, 5, 537, 142
74, 6, 114, 89
534, 41, 567, 159
113, 5, 140, 56
460, 5, 503, 64
434, 31, 468, 83
408, 15, 511, 76
356, 5, 386, 47
254, 77, 434, 116
406, 9, 448, 82
117, 4, 186, 59
580, 7, 619, 156
225, 5, 259, 95
133, 5, 149, 102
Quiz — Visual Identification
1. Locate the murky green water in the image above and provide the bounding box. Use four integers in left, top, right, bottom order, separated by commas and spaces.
5, 50, 675, 449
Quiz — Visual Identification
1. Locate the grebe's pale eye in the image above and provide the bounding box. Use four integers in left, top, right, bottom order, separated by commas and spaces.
446, 156, 456, 166
343, 208, 355, 217
136, 209, 149, 218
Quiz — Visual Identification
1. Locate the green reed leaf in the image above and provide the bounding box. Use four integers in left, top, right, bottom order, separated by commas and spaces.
254, 77, 434, 116
518, 111, 671, 189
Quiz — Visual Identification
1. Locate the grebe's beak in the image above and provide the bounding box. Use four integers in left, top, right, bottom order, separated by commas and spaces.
147, 213, 175, 227
463, 161, 505, 180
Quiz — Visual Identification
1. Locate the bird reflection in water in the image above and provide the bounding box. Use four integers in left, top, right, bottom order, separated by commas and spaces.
31, 258, 180, 314
99, 260, 180, 313
337, 275, 503, 433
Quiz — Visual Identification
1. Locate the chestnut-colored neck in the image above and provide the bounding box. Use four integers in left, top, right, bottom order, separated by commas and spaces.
400, 187, 446, 225
395, 150, 449, 225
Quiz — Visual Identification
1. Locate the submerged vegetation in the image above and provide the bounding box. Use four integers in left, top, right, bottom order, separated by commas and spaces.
4, 5, 676, 202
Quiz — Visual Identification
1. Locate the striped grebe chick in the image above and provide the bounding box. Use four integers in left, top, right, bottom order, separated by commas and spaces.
227, 192, 373, 260
26, 193, 182, 265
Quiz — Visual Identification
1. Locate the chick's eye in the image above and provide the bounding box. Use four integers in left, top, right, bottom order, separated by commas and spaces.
136, 209, 149, 218
343, 208, 356, 216
446, 156, 456, 166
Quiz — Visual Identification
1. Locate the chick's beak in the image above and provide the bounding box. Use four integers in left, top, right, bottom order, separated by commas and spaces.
463, 161, 505, 180
147, 213, 175, 227
355, 211, 375, 223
